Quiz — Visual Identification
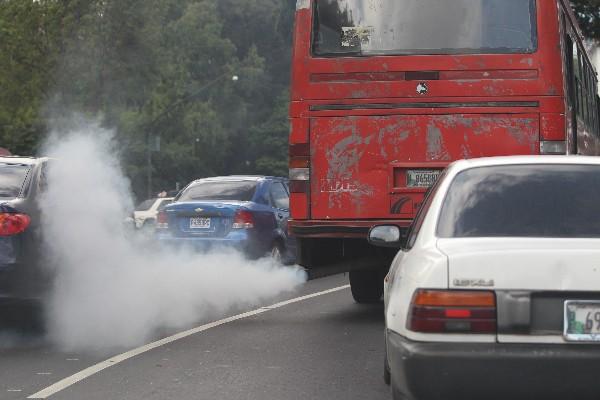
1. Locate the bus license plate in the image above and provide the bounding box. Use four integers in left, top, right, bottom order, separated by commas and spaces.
564, 301, 600, 342
190, 217, 211, 229
406, 170, 441, 188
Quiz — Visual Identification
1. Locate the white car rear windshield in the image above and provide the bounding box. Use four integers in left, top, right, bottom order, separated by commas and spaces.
437, 165, 600, 238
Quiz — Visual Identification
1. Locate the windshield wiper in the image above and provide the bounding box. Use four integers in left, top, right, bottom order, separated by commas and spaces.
315, 50, 364, 57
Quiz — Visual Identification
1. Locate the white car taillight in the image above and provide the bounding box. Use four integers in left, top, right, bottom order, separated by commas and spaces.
408, 290, 497, 334
156, 211, 168, 229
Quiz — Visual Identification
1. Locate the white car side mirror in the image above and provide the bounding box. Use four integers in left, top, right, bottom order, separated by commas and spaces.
368, 225, 402, 248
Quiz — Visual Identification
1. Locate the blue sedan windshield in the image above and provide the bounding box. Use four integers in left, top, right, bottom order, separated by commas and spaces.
178, 181, 258, 202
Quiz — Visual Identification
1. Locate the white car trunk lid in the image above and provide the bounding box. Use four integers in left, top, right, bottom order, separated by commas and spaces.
438, 238, 600, 343
437, 238, 600, 292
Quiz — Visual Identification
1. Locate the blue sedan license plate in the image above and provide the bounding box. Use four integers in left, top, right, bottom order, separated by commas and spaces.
190, 217, 211, 229
564, 301, 600, 342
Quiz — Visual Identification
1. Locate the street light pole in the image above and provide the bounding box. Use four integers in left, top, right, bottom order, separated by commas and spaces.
144, 73, 239, 199
146, 133, 152, 199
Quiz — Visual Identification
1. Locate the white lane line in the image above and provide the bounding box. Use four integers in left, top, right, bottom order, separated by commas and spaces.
28, 284, 350, 399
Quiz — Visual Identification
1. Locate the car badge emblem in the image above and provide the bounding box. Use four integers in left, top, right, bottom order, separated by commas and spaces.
195, 208, 204, 213
453, 278, 495, 288
416, 82, 428, 95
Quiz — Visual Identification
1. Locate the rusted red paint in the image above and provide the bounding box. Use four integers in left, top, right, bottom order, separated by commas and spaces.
309, 114, 539, 220
288, 0, 599, 236
290, 4, 564, 103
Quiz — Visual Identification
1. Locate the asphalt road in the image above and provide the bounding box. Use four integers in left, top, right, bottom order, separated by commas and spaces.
0, 274, 390, 400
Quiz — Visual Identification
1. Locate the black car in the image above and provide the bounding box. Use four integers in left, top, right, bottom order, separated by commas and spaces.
0, 157, 50, 305
157, 176, 296, 264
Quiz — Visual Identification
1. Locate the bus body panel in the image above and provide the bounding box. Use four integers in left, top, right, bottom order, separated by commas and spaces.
310, 114, 539, 220
291, 1, 563, 103
288, 0, 599, 275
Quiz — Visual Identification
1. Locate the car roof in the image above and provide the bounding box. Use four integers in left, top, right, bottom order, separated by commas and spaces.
191, 175, 286, 183
0, 156, 48, 165
451, 155, 600, 172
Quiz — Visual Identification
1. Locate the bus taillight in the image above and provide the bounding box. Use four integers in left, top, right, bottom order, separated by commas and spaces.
289, 143, 310, 219
540, 114, 567, 155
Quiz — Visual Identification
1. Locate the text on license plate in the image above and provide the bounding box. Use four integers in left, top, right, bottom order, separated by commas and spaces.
564, 301, 600, 341
406, 170, 442, 188
190, 217, 211, 229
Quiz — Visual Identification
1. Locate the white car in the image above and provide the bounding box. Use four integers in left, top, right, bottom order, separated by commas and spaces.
133, 197, 173, 229
369, 156, 600, 400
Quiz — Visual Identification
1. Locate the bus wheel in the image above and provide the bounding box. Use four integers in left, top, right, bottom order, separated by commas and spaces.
349, 270, 383, 303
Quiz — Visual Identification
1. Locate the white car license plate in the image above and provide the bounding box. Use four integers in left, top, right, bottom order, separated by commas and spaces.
190, 217, 211, 229
564, 301, 600, 342
406, 170, 442, 188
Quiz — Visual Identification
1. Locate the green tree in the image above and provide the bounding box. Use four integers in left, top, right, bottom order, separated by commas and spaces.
0, 0, 63, 154
571, 0, 600, 40
249, 90, 290, 177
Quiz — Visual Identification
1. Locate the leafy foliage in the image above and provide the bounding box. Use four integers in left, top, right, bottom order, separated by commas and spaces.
571, 0, 600, 40
0, 0, 294, 199
0, 0, 598, 199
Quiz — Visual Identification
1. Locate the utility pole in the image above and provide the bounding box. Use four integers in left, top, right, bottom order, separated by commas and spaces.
147, 132, 152, 199
146, 134, 160, 199
144, 73, 239, 199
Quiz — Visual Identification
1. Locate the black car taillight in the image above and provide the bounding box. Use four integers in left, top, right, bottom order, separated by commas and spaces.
408, 290, 497, 334
0, 213, 31, 236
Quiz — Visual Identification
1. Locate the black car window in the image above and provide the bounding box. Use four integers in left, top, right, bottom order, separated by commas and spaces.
437, 165, 600, 238
38, 160, 55, 193
178, 181, 258, 202
0, 162, 31, 198
270, 182, 289, 210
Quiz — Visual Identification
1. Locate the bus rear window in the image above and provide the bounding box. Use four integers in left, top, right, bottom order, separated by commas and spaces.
313, 0, 537, 57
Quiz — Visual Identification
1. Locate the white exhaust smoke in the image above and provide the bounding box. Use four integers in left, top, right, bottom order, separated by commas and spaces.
40, 120, 306, 353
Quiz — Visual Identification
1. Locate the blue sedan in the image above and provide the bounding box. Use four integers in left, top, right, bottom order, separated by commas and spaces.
156, 176, 295, 264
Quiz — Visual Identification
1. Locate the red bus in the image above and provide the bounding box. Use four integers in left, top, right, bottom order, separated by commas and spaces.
288, 0, 600, 302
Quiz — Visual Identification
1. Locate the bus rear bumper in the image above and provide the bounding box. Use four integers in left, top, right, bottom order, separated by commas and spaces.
288, 219, 411, 239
